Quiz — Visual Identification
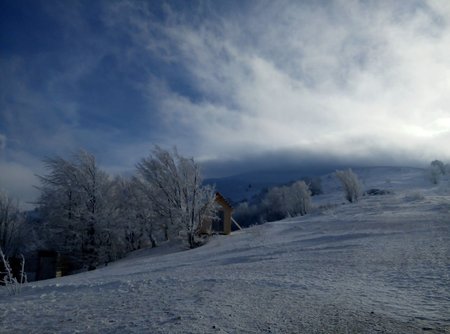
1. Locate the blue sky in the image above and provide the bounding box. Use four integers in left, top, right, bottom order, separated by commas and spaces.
1, 0, 450, 207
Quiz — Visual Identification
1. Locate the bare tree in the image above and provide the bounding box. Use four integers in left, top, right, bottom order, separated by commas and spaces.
335, 169, 362, 203
136, 147, 216, 248
0, 192, 24, 257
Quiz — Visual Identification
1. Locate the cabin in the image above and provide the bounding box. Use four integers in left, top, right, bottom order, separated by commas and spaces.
213, 192, 233, 235
200, 192, 241, 235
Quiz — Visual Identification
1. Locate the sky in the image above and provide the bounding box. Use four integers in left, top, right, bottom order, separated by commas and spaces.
1, 0, 450, 208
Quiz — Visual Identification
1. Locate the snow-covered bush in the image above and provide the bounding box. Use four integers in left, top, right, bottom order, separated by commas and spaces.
302, 176, 323, 196
335, 169, 362, 203
316, 203, 338, 216
289, 181, 311, 216
405, 192, 425, 202
0, 247, 27, 295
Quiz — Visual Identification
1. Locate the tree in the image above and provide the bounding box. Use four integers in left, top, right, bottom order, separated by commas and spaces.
335, 169, 362, 203
302, 176, 322, 196
263, 181, 311, 221
0, 192, 24, 257
289, 181, 311, 216
136, 147, 216, 248
233, 201, 265, 227
262, 186, 288, 221
431, 160, 446, 175
37, 150, 121, 270
111, 176, 158, 251
429, 160, 446, 184
428, 165, 441, 185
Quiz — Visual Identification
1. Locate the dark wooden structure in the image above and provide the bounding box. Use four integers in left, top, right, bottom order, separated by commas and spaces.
35, 250, 68, 281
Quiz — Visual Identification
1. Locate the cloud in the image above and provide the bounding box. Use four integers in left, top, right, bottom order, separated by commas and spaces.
2, 0, 450, 204
0, 160, 40, 210
0, 133, 5, 150
104, 0, 450, 167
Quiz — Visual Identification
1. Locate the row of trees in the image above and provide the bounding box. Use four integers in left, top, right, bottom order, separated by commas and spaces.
234, 169, 362, 226
36, 147, 216, 270
2, 142, 365, 272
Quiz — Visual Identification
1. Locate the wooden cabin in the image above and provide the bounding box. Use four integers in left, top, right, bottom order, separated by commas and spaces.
200, 192, 235, 235
214, 192, 233, 235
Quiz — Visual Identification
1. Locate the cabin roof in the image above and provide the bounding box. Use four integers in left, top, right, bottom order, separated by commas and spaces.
215, 192, 233, 210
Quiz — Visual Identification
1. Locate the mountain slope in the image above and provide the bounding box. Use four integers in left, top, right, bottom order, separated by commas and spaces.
1, 167, 449, 333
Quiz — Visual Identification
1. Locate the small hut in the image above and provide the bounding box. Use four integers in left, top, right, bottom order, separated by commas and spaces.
200, 192, 238, 235
213, 192, 234, 235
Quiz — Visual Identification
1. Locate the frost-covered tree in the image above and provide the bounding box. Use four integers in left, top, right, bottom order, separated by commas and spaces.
263, 181, 311, 221
262, 186, 288, 221
37, 150, 121, 269
428, 160, 447, 184
302, 176, 322, 196
233, 202, 265, 227
0, 192, 24, 257
136, 147, 216, 248
289, 181, 311, 216
111, 176, 158, 251
428, 165, 441, 185
335, 169, 362, 203
431, 160, 446, 175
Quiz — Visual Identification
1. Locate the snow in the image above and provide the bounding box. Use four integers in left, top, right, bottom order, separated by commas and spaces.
1, 167, 449, 333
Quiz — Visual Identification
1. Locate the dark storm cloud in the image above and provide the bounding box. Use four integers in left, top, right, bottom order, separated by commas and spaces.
200, 147, 426, 179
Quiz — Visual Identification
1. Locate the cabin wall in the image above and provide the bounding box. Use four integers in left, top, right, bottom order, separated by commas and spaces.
223, 208, 232, 235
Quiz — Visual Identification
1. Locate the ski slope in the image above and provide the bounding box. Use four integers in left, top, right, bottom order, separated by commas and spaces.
1, 167, 449, 333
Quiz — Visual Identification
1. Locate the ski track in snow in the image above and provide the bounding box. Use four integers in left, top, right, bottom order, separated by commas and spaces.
1, 167, 449, 333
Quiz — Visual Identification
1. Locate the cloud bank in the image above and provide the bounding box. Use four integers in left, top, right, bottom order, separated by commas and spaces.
1, 0, 450, 205
101, 0, 450, 164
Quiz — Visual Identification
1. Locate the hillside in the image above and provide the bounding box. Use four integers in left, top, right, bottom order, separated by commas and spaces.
1, 167, 449, 333
204, 168, 329, 204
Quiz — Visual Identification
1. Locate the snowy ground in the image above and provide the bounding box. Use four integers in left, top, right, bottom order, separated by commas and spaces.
1, 167, 449, 333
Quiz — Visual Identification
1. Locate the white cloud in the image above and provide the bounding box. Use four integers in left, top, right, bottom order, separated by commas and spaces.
128, 0, 450, 163
3, 0, 450, 199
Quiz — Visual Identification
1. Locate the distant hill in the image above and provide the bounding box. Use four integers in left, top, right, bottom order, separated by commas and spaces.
204, 167, 334, 204
205, 166, 427, 205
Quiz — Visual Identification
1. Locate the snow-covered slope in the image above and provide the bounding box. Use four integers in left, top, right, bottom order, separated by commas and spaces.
1, 167, 449, 333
